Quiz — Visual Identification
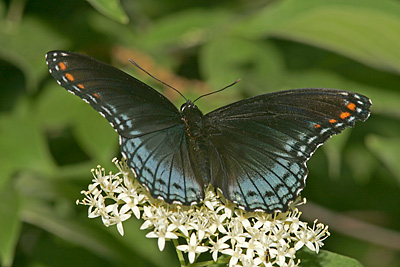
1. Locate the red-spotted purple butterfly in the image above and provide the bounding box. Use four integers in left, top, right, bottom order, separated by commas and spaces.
46, 50, 371, 213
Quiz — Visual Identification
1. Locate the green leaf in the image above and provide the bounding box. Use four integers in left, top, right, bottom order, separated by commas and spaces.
234, 0, 400, 73
74, 105, 118, 162
0, 1, 5, 19
362, 88, 400, 119
298, 248, 363, 267
140, 9, 231, 51
345, 145, 376, 185
22, 202, 174, 267
36, 84, 118, 163
0, 183, 21, 267
0, 17, 69, 92
321, 130, 351, 179
0, 97, 55, 187
366, 135, 400, 184
200, 36, 284, 88
87, 0, 129, 24
36, 83, 83, 127
198, 36, 285, 112
119, 219, 179, 267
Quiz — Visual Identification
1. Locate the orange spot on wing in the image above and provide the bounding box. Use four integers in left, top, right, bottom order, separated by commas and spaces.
77, 84, 85, 89
58, 62, 66, 70
347, 102, 356, 111
93, 93, 100, 99
314, 124, 321, 128
65, 73, 74, 82
329, 119, 337, 124
340, 112, 351, 119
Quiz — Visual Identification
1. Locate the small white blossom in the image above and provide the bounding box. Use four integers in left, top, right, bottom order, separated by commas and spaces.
176, 233, 208, 263
221, 218, 247, 247
222, 246, 243, 267
308, 220, 330, 254
167, 211, 189, 237
78, 158, 330, 266
238, 237, 263, 260
253, 249, 272, 267
209, 237, 230, 261
146, 225, 178, 251
118, 193, 142, 219
104, 204, 131, 235
272, 244, 292, 266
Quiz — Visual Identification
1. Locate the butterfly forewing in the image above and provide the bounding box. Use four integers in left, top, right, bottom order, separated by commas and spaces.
46, 51, 180, 138
204, 88, 371, 212
46, 50, 204, 205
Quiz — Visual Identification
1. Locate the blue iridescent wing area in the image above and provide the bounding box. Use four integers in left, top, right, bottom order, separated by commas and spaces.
119, 129, 205, 205
45, 51, 205, 205
204, 89, 371, 212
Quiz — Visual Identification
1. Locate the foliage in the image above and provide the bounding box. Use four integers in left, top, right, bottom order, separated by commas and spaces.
0, 0, 399, 266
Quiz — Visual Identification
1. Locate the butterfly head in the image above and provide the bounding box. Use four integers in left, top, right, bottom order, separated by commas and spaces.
180, 100, 202, 115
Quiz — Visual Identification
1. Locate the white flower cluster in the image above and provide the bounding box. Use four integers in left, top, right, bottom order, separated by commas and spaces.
77, 158, 330, 267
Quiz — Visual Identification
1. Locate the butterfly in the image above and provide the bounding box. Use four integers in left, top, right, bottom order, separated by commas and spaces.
46, 50, 371, 213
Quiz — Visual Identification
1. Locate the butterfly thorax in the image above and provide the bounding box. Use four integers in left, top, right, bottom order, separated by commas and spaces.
180, 100, 205, 138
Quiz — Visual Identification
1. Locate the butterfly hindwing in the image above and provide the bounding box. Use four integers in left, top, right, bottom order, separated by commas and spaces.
204, 88, 371, 212
45, 50, 205, 205
120, 127, 205, 205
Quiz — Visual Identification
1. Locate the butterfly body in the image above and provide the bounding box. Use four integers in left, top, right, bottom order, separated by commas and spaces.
46, 51, 371, 213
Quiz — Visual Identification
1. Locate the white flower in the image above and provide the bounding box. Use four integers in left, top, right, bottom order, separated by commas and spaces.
222, 246, 243, 267
204, 188, 220, 211
238, 237, 263, 260
118, 193, 142, 219
253, 249, 272, 267
105, 204, 131, 236
285, 209, 303, 232
146, 225, 178, 251
234, 209, 252, 229
88, 194, 106, 219
209, 237, 230, 261
188, 212, 214, 241
294, 226, 313, 252
140, 206, 156, 230
220, 218, 247, 246
308, 220, 330, 254
176, 233, 208, 263
210, 211, 228, 234
167, 210, 189, 237
77, 187, 102, 218
78, 158, 330, 266
271, 244, 292, 266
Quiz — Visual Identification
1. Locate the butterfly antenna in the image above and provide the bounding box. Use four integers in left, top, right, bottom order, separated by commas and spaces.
128, 59, 187, 101
193, 79, 241, 103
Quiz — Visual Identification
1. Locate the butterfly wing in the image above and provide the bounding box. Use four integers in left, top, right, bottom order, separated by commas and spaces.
46, 51, 205, 205
204, 88, 371, 212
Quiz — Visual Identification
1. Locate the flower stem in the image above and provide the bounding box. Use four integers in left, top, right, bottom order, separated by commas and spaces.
173, 239, 187, 266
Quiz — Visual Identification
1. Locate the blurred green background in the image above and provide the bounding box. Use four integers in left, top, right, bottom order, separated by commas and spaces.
1, 0, 400, 266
